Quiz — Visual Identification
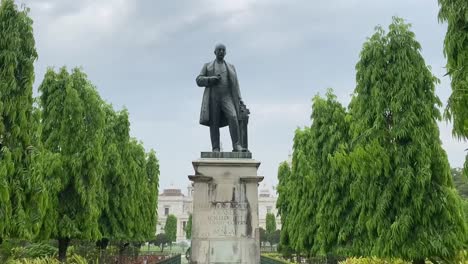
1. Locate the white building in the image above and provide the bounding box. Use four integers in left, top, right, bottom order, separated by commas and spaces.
156, 185, 193, 242
258, 184, 281, 230
156, 184, 280, 242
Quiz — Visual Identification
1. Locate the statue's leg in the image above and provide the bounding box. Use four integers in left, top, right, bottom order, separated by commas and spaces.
220, 97, 241, 151
210, 99, 221, 151
210, 126, 220, 151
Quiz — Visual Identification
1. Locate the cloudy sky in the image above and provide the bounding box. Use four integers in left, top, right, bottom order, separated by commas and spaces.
21, 0, 465, 193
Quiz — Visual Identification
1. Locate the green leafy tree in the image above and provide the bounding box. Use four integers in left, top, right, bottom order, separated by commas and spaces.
269, 230, 280, 246
279, 90, 353, 258
438, 1, 468, 175
347, 17, 467, 262
98, 106, 129, 243
276, 162, 293, 256
306, 90, 353, 257
164, 214, 177, 248
452, 167, 468, 199
98, 102, 159, 246
265, 212, 276, 235
127, 139, 153, 242
145, 150, 160, 238
185, 214, 192, 239
153, 233, 169, 252
259, 227, 267, 246
276, 162, 291, 221
38, 67, 105, 262
282, 128, 314, 255
266, 212, 277, 250
0, 0, 44, 242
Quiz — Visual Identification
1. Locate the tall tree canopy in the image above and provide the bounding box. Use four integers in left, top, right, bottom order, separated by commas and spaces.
438, 0, 468, 138
265, 212, 276, 235
145, 150, 160, 238
438, 0, 468, 177
452, 167, 468, 199
307, 91, 353, 257
164, 215, 177, 244
275, 161, 293, 256
346, 17, 466, 261
98, 106, 160, 243
38, 67, 105, 261
185, 214, 192, 240
278, 90, 353, 257
282, 127, 314, 254
0, 0, 46, 241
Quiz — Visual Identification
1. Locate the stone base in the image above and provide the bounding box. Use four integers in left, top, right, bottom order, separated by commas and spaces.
188, 156, 262, 264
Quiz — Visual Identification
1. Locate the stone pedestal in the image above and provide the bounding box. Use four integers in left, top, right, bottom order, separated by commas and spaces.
188, 153, 263, 264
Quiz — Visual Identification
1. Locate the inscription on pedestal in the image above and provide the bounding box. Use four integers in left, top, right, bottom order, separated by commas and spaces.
196, 202, 249, 238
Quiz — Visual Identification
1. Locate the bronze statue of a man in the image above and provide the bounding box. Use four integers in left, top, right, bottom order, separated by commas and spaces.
196, 44, 247, 152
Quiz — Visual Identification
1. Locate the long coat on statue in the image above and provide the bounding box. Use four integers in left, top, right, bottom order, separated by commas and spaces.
196, 60, 242, 128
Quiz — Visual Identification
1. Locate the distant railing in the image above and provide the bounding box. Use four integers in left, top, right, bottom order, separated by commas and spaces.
260, 255, 290, 264
157, 254, 181, 264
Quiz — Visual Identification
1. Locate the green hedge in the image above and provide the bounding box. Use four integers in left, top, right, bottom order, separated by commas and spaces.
5, 254, 88, 264
339, 257, 410, 264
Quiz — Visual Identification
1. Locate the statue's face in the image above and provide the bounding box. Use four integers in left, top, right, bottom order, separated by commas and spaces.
214, 45, 226, 60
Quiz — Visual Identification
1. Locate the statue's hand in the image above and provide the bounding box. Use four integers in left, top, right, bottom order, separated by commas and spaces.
209, 75, 221, 85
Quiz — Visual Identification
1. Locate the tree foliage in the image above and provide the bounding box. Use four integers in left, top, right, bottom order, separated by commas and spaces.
276, 17, 468, 262
265, 212, 276, 235
259, 227, 267, 245
164, 215, 177, 243
0, 0, 44, 240
275, 161, 293, 255
185, 214, 192, 240
153, 233, 170, 252
279, 90, 352, 257
0, 0, 161, 258
452, 167, 468, 199
345, 17, 467, 260
282, 127, 314, 255
438, 0, 468, 178
37, 67, 160, 259
38, 68, 105, 260
438, 0, 468, 138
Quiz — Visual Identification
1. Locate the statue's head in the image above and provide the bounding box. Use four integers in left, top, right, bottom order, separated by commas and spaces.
214, 43, 226, 60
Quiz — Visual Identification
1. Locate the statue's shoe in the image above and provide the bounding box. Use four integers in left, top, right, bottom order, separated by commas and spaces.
232, 145, 246, 152
212, 148, 220, 152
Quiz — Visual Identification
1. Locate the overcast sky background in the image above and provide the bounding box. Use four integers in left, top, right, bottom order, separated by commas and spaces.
21, 0, 465, 194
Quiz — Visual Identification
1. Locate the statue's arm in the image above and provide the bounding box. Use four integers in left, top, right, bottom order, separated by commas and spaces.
196, 63, 211, 87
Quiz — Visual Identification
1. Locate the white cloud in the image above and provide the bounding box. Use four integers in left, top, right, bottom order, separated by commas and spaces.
33, 0, 133, 47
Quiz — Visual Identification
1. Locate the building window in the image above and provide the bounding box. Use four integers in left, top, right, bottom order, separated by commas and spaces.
267, 206, 272, 214
164, 207, 170, 216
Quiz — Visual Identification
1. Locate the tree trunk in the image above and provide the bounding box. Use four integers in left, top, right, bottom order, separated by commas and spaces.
96, 238, 109, 264
412, 259, 425, 264
327, 255, 338, 264
58, 237, 70, 263
118, 242, 129, 264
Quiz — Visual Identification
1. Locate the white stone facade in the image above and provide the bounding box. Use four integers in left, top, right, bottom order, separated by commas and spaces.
156, 184, 280, 242
258, 185, 281, 231
156, 186, 194, 242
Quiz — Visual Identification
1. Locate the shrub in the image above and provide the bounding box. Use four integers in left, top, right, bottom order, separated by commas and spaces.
339, 257, 410, 264
10, 243, 57, 259
5, 254, 87, 264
